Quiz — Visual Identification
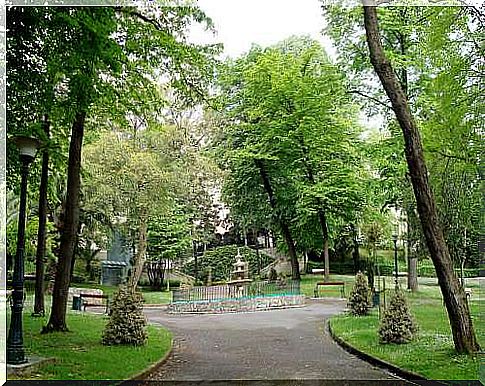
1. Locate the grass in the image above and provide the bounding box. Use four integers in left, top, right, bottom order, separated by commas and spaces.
70, 283, 172, 305
300, 274, 356, 298
329, 276, 484, 381
12, 311, 172, 381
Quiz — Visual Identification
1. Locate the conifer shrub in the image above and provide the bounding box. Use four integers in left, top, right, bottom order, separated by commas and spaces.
347, 271, 371, 316
378, 288, 418, 344
102, 286, 147, 346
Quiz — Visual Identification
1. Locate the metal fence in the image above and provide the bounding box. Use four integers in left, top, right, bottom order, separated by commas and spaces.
172, 280, 300, 303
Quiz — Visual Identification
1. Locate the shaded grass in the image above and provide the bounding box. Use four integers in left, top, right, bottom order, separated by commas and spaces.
300, 274, 356, 298
70, 283, 172, 305
329, 280, 483, 380
13, 312, 172, 380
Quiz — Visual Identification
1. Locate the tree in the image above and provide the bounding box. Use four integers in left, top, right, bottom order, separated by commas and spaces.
83, 128, 174, 293
215, 38, 364, 280
378, 288, 418, 344
10, 4, 219, 332
362, 4, 479, 354
347, 271, 371, 316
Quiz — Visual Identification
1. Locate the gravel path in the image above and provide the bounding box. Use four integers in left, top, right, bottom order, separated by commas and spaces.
143, 299, 406, 382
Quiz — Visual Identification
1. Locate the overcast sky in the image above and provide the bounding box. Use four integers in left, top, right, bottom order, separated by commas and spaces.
190, 0, 383, 130
190, 0, 336, 59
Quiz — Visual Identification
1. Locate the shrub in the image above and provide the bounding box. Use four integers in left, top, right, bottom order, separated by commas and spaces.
183, 245, 274, 282
268, 267, 278, 281
102, 286, 147, 346
378, 288, 418, 344
347, 271, 371, 316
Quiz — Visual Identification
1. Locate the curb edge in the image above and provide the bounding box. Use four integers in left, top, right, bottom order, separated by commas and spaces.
126, 337, 174, 382
326, 319, 446, 385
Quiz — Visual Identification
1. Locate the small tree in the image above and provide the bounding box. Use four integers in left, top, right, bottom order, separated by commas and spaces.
378, 288, 418, 344
347, 271, 371, 316
102, 286, 147, 346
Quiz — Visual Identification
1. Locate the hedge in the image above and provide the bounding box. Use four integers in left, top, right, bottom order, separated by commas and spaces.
182, 245, 274, 283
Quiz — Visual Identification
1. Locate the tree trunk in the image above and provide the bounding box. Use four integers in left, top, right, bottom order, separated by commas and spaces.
253, 228, 260, 275
319, 212, 330, 282
299, 137, 330, 281
351, 223, 360, 274
363, 4, 479, 353
406, 212, 418, 292
43, 111, 86, 333
128, 216, 148, 294
254, 159, 300, 280
33, 115, 49, 316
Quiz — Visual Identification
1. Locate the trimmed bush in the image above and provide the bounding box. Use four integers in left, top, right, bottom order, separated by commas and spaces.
347, 271, 371, 316
183, 245, 274, 283
102, 286, 147, 346
378, 288, 418, 344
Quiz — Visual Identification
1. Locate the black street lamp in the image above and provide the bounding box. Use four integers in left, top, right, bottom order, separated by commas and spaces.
392, 233, 398, 287
7, 136, 40, 365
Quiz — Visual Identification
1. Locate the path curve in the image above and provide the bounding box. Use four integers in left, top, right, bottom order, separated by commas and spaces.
143, 299, 406, 382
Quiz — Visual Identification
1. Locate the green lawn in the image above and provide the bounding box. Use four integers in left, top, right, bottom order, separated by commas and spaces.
329, 276, 483, 381
300, 273, 361, 297
70, 283, 172, 305
12, 311, 172, 380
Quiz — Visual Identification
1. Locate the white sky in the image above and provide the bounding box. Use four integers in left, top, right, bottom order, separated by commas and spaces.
190, 0, 336, 59
190, 0, 383, 130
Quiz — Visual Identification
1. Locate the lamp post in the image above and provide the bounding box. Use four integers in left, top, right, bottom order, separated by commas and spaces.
7, 136, 40, 365
392, 233, 398, 287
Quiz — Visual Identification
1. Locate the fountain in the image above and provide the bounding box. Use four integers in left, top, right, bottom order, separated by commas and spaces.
227, 249, 252, 296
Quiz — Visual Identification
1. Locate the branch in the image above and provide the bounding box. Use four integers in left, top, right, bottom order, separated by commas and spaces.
348, 89, 392, 109
429, 149, 472, 163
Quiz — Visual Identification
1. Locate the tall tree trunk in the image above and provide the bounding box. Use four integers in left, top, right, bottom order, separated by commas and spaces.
128, 215, 148, 294
318, 212, 330, 282
298, 137, 330, 281
43, 111, 86, 333
254, 159, 300, 280
33, 115, 49, 316
405, 210, 418, 292
253, 228, 260, 275
351, 223, 360, 274
363, 4, 479, 353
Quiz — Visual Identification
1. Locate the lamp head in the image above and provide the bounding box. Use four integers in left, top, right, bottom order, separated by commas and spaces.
392, 233, 398, 242
13, 136, 41, 161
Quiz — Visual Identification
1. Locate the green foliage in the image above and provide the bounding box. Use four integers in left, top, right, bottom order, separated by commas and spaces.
214, 36, 365, 257
347, 271, 371, 316
102, 286, 148, 346
324, 5, 481, 272
183, 245, 274, 283
147, 206, 192, 262
378, 288, 418, 344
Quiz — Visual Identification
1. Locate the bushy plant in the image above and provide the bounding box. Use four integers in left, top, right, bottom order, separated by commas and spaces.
268, 267, 278, 281
102, 286, 147, 346
378, 288, 418, 344
183, 245, 274, 282
347, 271, 371, 316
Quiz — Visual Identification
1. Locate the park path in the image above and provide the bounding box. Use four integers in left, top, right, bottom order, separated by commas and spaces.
143, 300, 407, 382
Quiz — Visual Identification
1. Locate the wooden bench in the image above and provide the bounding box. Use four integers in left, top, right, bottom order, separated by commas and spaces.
80, 293, 110, 314
314, 281, 345, 298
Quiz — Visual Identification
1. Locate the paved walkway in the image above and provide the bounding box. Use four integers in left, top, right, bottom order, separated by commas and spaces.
143, 299, 405, 382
